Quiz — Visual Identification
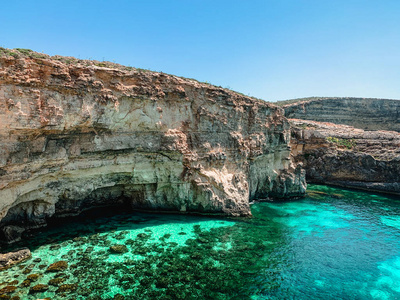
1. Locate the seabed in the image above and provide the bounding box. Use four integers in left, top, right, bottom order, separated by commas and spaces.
1, 184, 400, 299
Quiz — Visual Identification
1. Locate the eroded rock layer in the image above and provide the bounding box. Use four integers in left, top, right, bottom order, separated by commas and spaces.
283, 98, 400, 132
290, 119, 400, 195
0, 50, 306, 240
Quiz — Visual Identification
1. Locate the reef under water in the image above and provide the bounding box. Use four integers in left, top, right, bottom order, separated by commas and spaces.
1, 184, 400, 299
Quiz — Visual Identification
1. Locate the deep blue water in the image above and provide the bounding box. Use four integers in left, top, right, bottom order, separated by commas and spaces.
1, 184, 400, 299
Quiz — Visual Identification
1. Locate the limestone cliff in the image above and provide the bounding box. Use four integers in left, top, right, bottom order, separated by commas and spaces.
290, 119, 400, 195
282, 97, 400, 132
0, 48, 306, 242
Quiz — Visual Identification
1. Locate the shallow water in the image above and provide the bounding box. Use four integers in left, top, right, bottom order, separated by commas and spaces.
1, 184, 400, 299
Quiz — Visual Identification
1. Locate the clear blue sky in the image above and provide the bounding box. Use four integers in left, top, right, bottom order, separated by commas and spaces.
1, 0, 399, 101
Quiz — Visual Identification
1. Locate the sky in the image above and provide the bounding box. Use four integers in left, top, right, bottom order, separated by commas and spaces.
1, 0, 400, 101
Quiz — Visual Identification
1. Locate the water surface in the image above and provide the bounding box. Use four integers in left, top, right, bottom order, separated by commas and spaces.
1, 185, 400, 299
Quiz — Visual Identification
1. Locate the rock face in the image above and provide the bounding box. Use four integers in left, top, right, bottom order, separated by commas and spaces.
283, 97, 400, 132
290, 119, 400, 195
0, 247, 31, 270
0, 49, 306, 241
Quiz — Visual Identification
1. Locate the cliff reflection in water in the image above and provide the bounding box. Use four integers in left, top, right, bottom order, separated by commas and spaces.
1, 184, 400, 299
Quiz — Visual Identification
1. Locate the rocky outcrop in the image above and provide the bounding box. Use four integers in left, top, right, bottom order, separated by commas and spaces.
0, 248, 31, 270
290, 119, 400, 195
282, 97, 400, 132
0, 49, 306, 242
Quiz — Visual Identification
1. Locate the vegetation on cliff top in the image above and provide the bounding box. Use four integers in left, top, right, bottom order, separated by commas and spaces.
0, 47, 265, 104
326, 136, 356, 149
2, 48, 398, 108
0, 47, 138, 72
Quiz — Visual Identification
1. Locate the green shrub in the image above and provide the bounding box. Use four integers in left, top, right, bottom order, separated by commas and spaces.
326, 137, 356, 149
15, 48, 33, 55
0, 47, 20, 58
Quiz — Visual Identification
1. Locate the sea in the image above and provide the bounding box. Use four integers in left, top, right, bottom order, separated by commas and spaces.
1, 184, 400, 299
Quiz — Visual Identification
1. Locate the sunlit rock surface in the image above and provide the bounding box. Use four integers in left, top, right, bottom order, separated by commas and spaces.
290, 119, 400, 195
0, 49, 306, 241
283, 97, 400, 132
0, 247, 31, 270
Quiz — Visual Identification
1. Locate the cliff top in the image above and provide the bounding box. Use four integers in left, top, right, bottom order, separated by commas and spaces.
4, 48, 398, 109
289, 118, 400, 161
274, 96, 400, 107
0, 47, 139, 72
0, 47, 268, 106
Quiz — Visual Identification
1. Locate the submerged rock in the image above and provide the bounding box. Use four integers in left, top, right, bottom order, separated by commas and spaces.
19, 280, 31, 288
26, 274, 40, 282
56, 283, 78, 293
29, 284, 49, 293
46, 261, 68, 272
137, 233, 149, 239
48, 277, 66, 286
21, 268, 32, 275
0, 285, 16, 295
50, 244, 61, 250
155, 277, 170, 288
109, 245, 128, 254
77, 287, 91, 296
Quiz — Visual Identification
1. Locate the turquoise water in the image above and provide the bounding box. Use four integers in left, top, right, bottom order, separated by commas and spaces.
1, 185, 400, 299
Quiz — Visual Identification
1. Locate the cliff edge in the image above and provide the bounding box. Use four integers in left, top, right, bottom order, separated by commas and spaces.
277, 97, 400, 196
290, 119, 400, 195
0, 48, 306, 242
282, 97, 400, 132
